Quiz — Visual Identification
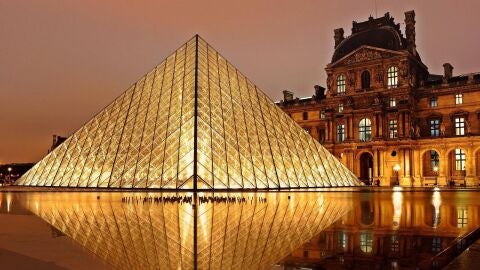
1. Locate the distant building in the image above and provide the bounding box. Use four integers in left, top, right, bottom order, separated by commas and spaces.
277, 11, 480, 186
49, 134, 67, 153
0, 163, 34, 184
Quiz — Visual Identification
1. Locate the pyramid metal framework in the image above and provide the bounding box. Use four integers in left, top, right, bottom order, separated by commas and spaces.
16, 35, 361, 189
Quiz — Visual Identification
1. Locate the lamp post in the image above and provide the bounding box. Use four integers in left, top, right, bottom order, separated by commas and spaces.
393, 164, 401, 186
433, 166, 439, 186
7, 167, 12, 184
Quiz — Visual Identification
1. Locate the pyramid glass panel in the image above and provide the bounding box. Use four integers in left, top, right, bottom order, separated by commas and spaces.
16, 35, 361, 189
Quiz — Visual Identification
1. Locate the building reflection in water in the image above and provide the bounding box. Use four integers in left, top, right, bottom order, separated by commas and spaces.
281, 191, 480, 270
11, 192, 352, 270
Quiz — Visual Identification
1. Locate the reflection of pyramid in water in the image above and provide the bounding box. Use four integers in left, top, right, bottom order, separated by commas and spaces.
20, 192, 351, 270
17, 35, 360, 189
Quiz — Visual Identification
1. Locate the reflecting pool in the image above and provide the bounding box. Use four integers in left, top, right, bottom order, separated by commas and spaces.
279, 190, 480, 270
1, 190, 479, 270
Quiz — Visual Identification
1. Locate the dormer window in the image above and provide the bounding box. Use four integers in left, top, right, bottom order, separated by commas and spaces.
361, 71, 371, 90
337, 74, 346, 94
387, 66, 399, 88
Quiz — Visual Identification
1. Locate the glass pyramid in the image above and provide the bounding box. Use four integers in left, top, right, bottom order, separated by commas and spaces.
19, 192, 352, 270
16, 35, 361, 189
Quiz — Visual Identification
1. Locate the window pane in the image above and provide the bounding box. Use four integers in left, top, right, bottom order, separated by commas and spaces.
455, 94, 463, 105
337, 124, 345, 143
455, 117, 465, 135
455, 148, 466, 171
430, 119, 440, 137
359, 118, 372, 142
387, 66, 398, 88
337, 75, 346, 94
389, 120, 397, 139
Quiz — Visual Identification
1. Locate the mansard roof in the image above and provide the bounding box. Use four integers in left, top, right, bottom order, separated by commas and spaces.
332, 13, 407, 63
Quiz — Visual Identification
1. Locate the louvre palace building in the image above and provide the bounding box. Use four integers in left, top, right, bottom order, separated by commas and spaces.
277, 11, 480, 187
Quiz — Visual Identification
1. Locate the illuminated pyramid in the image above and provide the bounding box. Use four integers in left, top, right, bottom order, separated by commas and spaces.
16, 35, 361, 189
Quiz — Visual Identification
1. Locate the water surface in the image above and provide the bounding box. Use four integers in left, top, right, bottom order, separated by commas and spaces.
1, 190, 479, 270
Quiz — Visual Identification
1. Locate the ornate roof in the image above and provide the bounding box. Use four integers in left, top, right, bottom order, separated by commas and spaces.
332, 13, 406, 63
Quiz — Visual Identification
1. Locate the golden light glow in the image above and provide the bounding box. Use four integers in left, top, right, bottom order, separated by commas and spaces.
15, 36, 361, 189
18, 192, 351, 270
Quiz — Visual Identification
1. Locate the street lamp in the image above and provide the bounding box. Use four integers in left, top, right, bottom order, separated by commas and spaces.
7, 167, 12, 184
393, 164, 401, 186
433, 166, 439, 186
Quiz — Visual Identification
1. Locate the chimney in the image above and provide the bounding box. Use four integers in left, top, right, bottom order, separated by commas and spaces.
404, 10, 416, 54
282, 90, 294, 101
314, 85, 326, 99
334, 28, 344, 48
443, 63, 453, 80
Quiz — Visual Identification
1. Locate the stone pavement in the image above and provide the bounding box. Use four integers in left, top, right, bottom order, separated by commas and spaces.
444, 239, 480, 270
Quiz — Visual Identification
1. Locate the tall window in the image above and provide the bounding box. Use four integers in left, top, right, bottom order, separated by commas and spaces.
359, 118, 372, 142
432, 238, 442, 252
361, 71, 371, 89
337, 124, 345, 143
457, 208, 468, 228
360, 232, 373, 253
454, 117, 465, 135
430, 151, 439, 169
338, 232, 347, 250
303, 112, 308, 120
430, 119, 440, 137
391, 235, 399, 253
387, 66, 399, 88
455, 94, 463, 105
389, 97, 396, 107
337, 74, 346, 94
455, 148, 466, 171
389, 120, 398, 139
338, 103, 344, 113
430, 96, 438, 108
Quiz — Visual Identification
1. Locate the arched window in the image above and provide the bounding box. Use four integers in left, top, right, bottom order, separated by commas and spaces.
361, 70, 371, 89
337, 74, 346, 94
387, 66, 399, 88
359, 118, 372, 142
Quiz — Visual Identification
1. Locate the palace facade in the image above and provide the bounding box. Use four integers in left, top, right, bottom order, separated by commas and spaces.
277, 11, 480, 187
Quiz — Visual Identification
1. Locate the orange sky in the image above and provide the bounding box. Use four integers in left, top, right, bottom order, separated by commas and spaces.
1, 0, 480, 163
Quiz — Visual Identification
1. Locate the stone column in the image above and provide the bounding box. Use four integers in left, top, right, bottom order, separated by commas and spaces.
378, 114, 383, 138
379, 150, 385, 183
373, 150, 379, 179
405, 113, 411, 138
438, 150, 448, 186
326, 120, 331, 141
350, 117, 354, 140
399, 112, 404, 137
465, 145, 477, 186
413, 149, 422, 186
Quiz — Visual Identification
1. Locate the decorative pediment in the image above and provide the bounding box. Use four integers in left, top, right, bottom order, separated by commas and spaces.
329, 46, 405, 67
